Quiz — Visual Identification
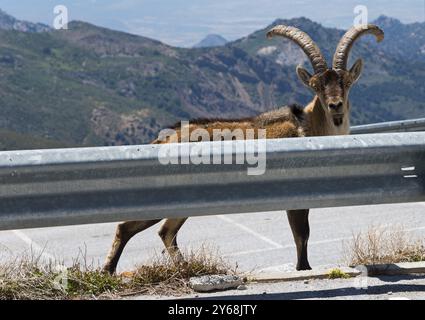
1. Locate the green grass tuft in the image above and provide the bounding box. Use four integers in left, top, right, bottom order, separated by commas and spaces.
327, 268, 351, 279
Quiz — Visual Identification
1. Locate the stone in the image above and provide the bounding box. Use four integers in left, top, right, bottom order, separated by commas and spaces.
189, 275, 243, 293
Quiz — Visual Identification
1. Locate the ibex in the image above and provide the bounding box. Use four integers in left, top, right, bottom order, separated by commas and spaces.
103, 24, 384, 274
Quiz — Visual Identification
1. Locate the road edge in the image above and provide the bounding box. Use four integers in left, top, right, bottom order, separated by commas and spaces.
248, 262, 425, 283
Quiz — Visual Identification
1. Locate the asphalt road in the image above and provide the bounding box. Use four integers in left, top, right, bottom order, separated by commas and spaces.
0, 202, 425, 273
150, 274, 425, 300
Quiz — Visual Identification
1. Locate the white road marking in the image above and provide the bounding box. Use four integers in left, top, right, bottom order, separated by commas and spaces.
406, 225, 425, 232
223, 224, 425, 258
255, 263, 295, 273
12, 230, 56, 261
309, 237, 350, 246
223, 247, 280, 258
256, 263, 336, 273
223, 237, 349, 258
218, 215, 283, 249
220, 205, 425, 259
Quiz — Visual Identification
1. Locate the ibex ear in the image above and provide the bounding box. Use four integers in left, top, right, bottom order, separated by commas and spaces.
349, 59, 363, 83
296, 66, 313, 87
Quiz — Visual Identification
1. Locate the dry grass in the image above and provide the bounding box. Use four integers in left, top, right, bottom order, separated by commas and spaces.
345, 225, 425, 267
127, 246, 236, 296
0, 246, 234, 300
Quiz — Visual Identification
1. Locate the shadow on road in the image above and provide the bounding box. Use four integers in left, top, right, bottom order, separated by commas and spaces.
192, 275, 425, 300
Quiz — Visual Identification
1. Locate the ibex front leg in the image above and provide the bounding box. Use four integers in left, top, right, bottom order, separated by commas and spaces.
287, 209, 312, 270
158, 218, 188, 263
103, 220, 161, 274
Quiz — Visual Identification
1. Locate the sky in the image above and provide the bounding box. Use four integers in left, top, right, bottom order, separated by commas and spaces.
1, 0, 424, 47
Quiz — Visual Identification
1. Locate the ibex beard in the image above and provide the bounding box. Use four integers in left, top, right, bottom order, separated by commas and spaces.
103, 24, 384, 275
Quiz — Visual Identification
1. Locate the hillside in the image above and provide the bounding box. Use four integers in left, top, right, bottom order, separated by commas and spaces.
0, 12, 424, 150
0, 9, 50, 32
371, 15, 425, 63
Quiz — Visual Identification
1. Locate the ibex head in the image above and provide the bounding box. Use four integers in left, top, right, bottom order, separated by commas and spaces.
267, 25, 384, 126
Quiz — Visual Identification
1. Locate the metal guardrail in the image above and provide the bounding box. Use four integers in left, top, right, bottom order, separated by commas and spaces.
351, 118, 425, 134
0, 132, 424, 231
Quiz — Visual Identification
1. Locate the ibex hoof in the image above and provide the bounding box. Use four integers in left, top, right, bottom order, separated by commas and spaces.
296, 264, 312, 271
102, 264, 116, 275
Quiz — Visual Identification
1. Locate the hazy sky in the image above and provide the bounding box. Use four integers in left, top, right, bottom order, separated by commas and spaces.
1, 0, 424, 47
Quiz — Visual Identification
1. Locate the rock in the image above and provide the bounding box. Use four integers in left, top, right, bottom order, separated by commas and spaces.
189, 275, 243, 293
237, 285, 248, 291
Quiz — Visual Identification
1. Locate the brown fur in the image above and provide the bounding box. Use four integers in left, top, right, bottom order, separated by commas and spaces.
152, 105, 305, 145
103, 98, 347, 274
103, 27, 373, 274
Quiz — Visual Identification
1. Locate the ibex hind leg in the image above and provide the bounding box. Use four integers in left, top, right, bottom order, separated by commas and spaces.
286, 209, 312, 271
158, 218, 188, 263
103, 219, 161, 274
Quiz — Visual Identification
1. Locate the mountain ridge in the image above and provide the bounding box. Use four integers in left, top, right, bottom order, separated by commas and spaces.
0, 12, 424, 150
194, 34, 228, 48
0, 9, 50, 33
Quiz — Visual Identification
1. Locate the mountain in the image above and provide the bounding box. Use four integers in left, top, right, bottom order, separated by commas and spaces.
194, 34, 228, 48
0, 9, 50, 33
0, 14, 424, 150
370, 15, 425, 63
